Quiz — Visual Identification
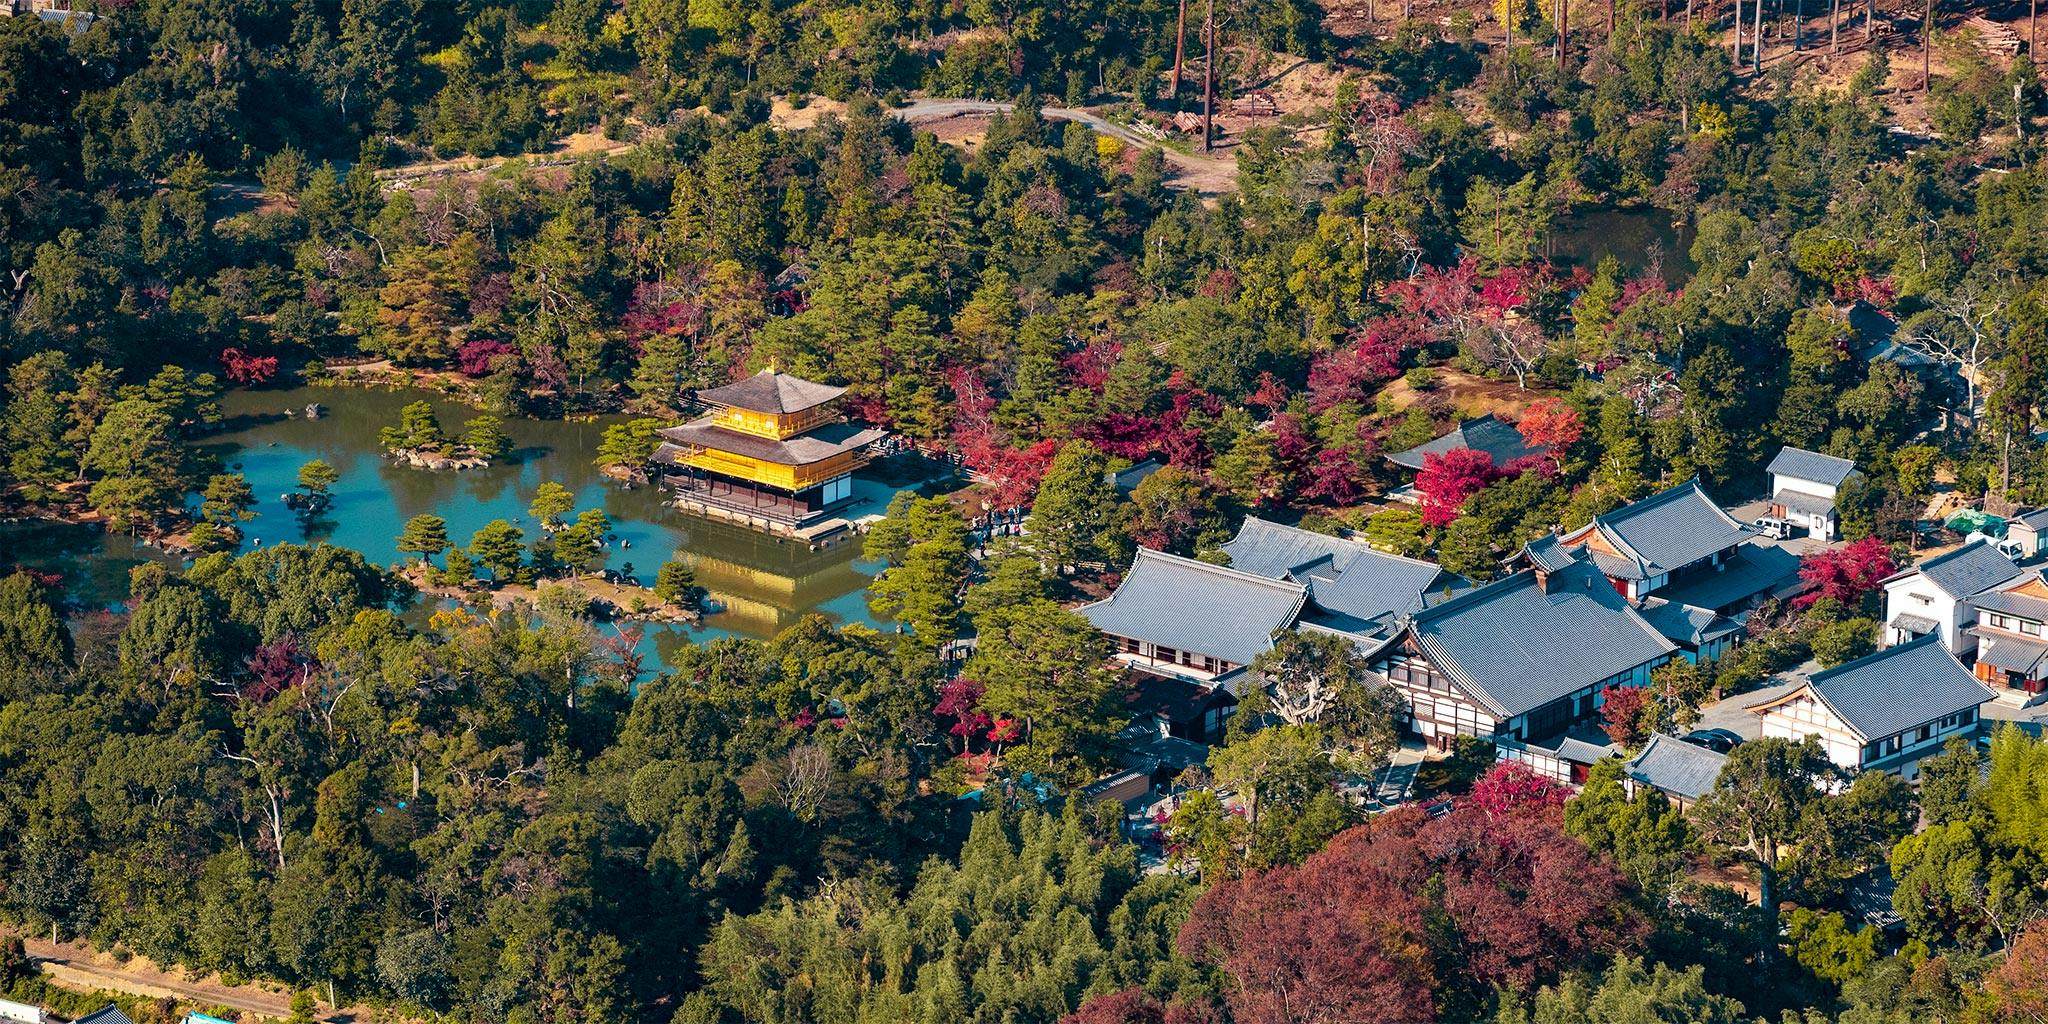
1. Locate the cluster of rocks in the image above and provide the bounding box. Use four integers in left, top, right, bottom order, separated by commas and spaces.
390, 448, 490, 471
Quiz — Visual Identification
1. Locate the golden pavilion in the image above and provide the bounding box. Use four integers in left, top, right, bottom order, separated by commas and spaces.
651, 370, 886, 534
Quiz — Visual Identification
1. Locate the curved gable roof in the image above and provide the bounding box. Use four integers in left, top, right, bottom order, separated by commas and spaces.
1405, 562, 1677, 718
1562, 478, 1753, 580
696, 369, 848, 414
1079, 548, 1309, 667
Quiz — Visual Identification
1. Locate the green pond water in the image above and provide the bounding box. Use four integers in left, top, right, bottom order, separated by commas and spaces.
1, 385, 909, 672
1548, 206, 1697, 286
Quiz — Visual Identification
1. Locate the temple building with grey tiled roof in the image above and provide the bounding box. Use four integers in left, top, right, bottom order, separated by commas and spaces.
1384, 413, 1548, 471
1750, 634, 1993, 776
1361, 557, 1678, 749
1217, 517, 1462, 634
1624, 734, 1729, 811
1078, 547, 1309, 682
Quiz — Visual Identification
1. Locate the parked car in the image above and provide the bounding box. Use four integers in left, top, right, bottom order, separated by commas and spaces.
1683, 728, 1744, 753
1753, 516, 1794, 540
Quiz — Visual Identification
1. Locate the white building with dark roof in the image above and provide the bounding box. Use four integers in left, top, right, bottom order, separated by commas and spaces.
1881, 540, 2026, 652
1767, 446, 1858, 541
1749, 635, 1993, 776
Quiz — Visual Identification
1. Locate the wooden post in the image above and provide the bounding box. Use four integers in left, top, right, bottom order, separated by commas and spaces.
1753, 0, 1764, 71
1170, 0, 1187, 102
1831, 0, 1840, 51
1922, 0, 1932, 91
1559, 0, 1568, 61
1202, 0, 1215, 153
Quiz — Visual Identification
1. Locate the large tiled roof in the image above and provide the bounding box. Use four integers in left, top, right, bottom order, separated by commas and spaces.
1884, 540, 2025, 599
1564, 479, 1754, 580
2013, 507, 2048, 531
1638, 598, 1743, 648
1768, 446, 1857, 489
1385, 414, 1547, 470
1079, 548, 1308, 667
1652, 543, 1804, 612
74, 1007, 135, 1024
1797, 634, 1994, 741
1218, 517, 1452, 628
654, 418, 885, 467
1404, 561, 1677, 719
1969, 580, 2048, 620
1626, 734, 1729, 801
696, 369, 847, 414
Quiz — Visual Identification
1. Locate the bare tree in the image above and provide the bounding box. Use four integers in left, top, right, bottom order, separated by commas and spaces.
1897, 276, 2014, 418
772, 744, 835, 824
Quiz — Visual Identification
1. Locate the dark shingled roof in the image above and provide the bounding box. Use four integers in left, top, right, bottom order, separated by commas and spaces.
1079, 548, 1308, 667
1218, 517, 1454, 628
1626, 734, 1728, 802
1797, 634, 1994, 741
695, 369, 847, 414
1652, 543, 1804, 613
1774, 489, 1837, 516
1883, 540, 2025, 600
654, 418, 885, 467
74, 1007, 136, 1024
1768, 446, 1857, 489
1970, 628, 2048, 676
1564, 479, 1755, 581
1520, 534, 1580, 573
1969, 581, 2048, 620
1638, 598, 1744, 648
1108, 458, 1164, 493
1385, 414, 1547, 470
2013, 507, 2048, 531
1403, 561, 1677, 719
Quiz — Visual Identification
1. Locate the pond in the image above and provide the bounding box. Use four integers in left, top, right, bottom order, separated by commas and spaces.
1547, 206, 1697, 286
3, 384, 910, 670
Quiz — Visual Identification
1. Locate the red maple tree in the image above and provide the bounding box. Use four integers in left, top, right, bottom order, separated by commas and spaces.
1180, 806, 1643, 1021
1598, 685, 1651, 745
219, 348, 280, 385
1795, 536, 1898, 608
1515, 397, 1583, 467
1467, 760, 1571, 817
1414, 448, 1504, 527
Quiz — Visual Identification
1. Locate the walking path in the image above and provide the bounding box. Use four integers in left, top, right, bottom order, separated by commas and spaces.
8, 929, 322, 1022
890, 99, 1238, 193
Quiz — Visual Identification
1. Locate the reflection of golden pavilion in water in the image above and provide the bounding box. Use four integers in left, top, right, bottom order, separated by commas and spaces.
670, 513, 877, 637
651, 370, 887, 538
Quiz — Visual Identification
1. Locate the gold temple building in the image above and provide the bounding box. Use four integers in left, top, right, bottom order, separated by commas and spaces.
651, 370, 885, 535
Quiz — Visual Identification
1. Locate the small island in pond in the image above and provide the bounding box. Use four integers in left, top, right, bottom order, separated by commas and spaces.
379, 399, 511, 470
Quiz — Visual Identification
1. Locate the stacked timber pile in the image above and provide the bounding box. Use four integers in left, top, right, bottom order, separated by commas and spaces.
1963, 15, 2022, 54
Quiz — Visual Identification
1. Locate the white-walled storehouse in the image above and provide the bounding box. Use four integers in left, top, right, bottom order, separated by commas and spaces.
1749, 635, 1993, 777
1881, 541, 2025, 653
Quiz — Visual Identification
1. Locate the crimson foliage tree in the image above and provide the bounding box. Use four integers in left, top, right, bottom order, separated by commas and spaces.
1467, 760, 1571, 816
1795, 536, 1898, 608
1599, 684, 1651, 745
1180, 805, 1644, 1021
1415, 448, 1504, 526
